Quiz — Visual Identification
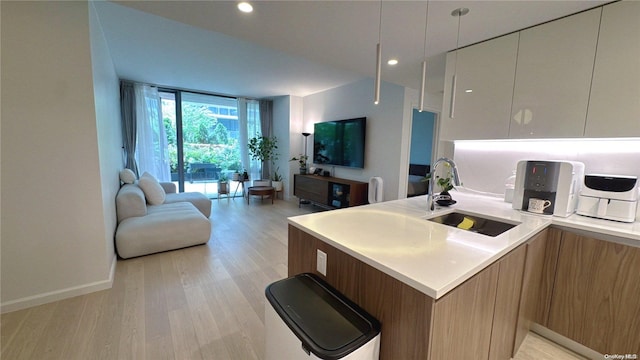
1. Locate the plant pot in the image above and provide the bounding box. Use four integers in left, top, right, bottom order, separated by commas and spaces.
232, 173, 241, 181
218, 182, 229, 194
272, 181, 283, 192
300, 168, 307, 175
435, 190, 456, 206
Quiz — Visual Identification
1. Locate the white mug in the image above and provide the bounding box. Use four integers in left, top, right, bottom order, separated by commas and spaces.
528, 198, 552, 213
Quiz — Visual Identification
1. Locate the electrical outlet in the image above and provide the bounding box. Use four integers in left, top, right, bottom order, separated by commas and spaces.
316, 249, 327, 276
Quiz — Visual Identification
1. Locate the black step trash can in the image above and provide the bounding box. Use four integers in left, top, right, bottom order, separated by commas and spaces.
264, 273, 381, 360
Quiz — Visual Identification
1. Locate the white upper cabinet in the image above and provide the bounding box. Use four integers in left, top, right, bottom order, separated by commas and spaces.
509, 8, 601, 139
440, 33, 519, 140
585, 1, 640, 137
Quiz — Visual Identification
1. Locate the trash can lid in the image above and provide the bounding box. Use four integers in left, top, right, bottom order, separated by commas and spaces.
265, 273, 380, 360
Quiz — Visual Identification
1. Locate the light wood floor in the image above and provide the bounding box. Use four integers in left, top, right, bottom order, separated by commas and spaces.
2, 197, 586, 359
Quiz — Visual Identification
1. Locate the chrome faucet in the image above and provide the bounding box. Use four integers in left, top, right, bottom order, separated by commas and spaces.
427, 157, 462, 211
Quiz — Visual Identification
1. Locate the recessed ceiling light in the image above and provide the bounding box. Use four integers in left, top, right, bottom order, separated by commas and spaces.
387, 59, 398, 66
238, 2, 253, 13
465, 89, 473, 93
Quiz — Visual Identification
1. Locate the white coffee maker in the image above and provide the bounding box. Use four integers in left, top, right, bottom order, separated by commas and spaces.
512, 160, 585, 217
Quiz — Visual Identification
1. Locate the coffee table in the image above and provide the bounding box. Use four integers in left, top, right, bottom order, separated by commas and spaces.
247, 186, 275, 204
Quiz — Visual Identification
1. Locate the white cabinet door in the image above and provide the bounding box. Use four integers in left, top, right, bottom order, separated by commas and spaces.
440, 33, 518, 140
509, 8, 601, 139
585, 1, 640, 137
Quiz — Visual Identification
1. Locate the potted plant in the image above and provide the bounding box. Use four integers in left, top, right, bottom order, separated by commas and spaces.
233, 168, 249, 181
271, 167, 283, 191
218, 173, 229, 194
248, 135, 279, 181
290, 154, 309, 174
423, 163, 458, 205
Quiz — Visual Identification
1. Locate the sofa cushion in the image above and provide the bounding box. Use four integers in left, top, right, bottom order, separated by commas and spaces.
138, 172, 166, 205
165, 192, 212, 218
116, 184, 147, 223
115, 202, 211, 259
119, 168, 137, 184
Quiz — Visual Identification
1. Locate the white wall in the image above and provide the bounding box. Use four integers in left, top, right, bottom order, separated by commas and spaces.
303, 78, 408, 202
452, 138, 640, 197
89, 2, 122, 271
287, 96, 304, 199
1, 1, 115, 312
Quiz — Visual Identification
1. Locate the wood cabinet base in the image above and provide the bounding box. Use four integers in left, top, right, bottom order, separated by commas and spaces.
293, 174, 368, 209
516, 227, 640, 356
289, 223, 640, 358
288, 225, 526, 360
288, 225, 432, 359
547, 230, 640, 355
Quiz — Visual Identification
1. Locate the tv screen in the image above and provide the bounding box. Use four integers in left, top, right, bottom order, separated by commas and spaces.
313, 117, 366, 168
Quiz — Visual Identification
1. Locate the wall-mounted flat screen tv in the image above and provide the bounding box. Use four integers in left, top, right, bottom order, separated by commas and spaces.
313, 117, 366, 168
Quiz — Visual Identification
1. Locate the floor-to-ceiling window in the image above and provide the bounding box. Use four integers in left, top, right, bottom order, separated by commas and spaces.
160, 90, 249, 198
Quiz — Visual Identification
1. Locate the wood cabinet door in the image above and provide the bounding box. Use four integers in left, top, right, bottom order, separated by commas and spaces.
489, 245, 526, 360
548, 231, 640, 355
430, 264, 499, 360
509, 8, 600, 138
293, 174, 328, 204
513, 229, 560, 354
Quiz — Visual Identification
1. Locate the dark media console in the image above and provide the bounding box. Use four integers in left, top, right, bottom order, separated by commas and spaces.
293, 174, 368, 209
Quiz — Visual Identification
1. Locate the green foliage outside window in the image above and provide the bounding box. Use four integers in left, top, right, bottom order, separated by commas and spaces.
163, 103, 241, 173
213, 122, 229, 145
182, 104, 217, 144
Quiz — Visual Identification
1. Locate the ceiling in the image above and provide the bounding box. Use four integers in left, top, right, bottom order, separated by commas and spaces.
95, 0, 610, 99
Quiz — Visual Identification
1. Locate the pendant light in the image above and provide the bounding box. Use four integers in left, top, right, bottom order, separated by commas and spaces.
374, 0, 383, 105
449, 7, 469, 119
418, 0, 430, 112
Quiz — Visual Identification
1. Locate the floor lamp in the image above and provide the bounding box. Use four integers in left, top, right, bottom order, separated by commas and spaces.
301, 132, 311, 204
302, 132, 311, 161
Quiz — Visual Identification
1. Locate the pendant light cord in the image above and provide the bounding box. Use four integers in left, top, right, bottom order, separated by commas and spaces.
454, 9, 462, 74
450, 8, 468, 119
374, 0, 383, 104
378, 0, 383, 44
422, 1, 429, 59
419, 0, 430, 111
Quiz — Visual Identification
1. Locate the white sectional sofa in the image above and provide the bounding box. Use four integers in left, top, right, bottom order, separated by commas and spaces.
115, 174, 212, 259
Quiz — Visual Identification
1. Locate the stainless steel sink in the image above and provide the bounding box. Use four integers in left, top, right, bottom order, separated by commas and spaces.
427, 212, 518, 237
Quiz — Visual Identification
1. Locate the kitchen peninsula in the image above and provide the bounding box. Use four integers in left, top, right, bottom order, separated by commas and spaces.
287, 192, 640, 359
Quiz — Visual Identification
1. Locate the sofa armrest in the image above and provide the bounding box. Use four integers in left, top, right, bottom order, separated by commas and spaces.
116, 184, 147, 223
160, 182, 177, 194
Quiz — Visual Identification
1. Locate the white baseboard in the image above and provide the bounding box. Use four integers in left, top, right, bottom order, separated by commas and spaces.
1, 255, 117, 314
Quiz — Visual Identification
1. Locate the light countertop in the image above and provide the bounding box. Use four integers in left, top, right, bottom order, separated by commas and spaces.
287, 190, 639, 299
